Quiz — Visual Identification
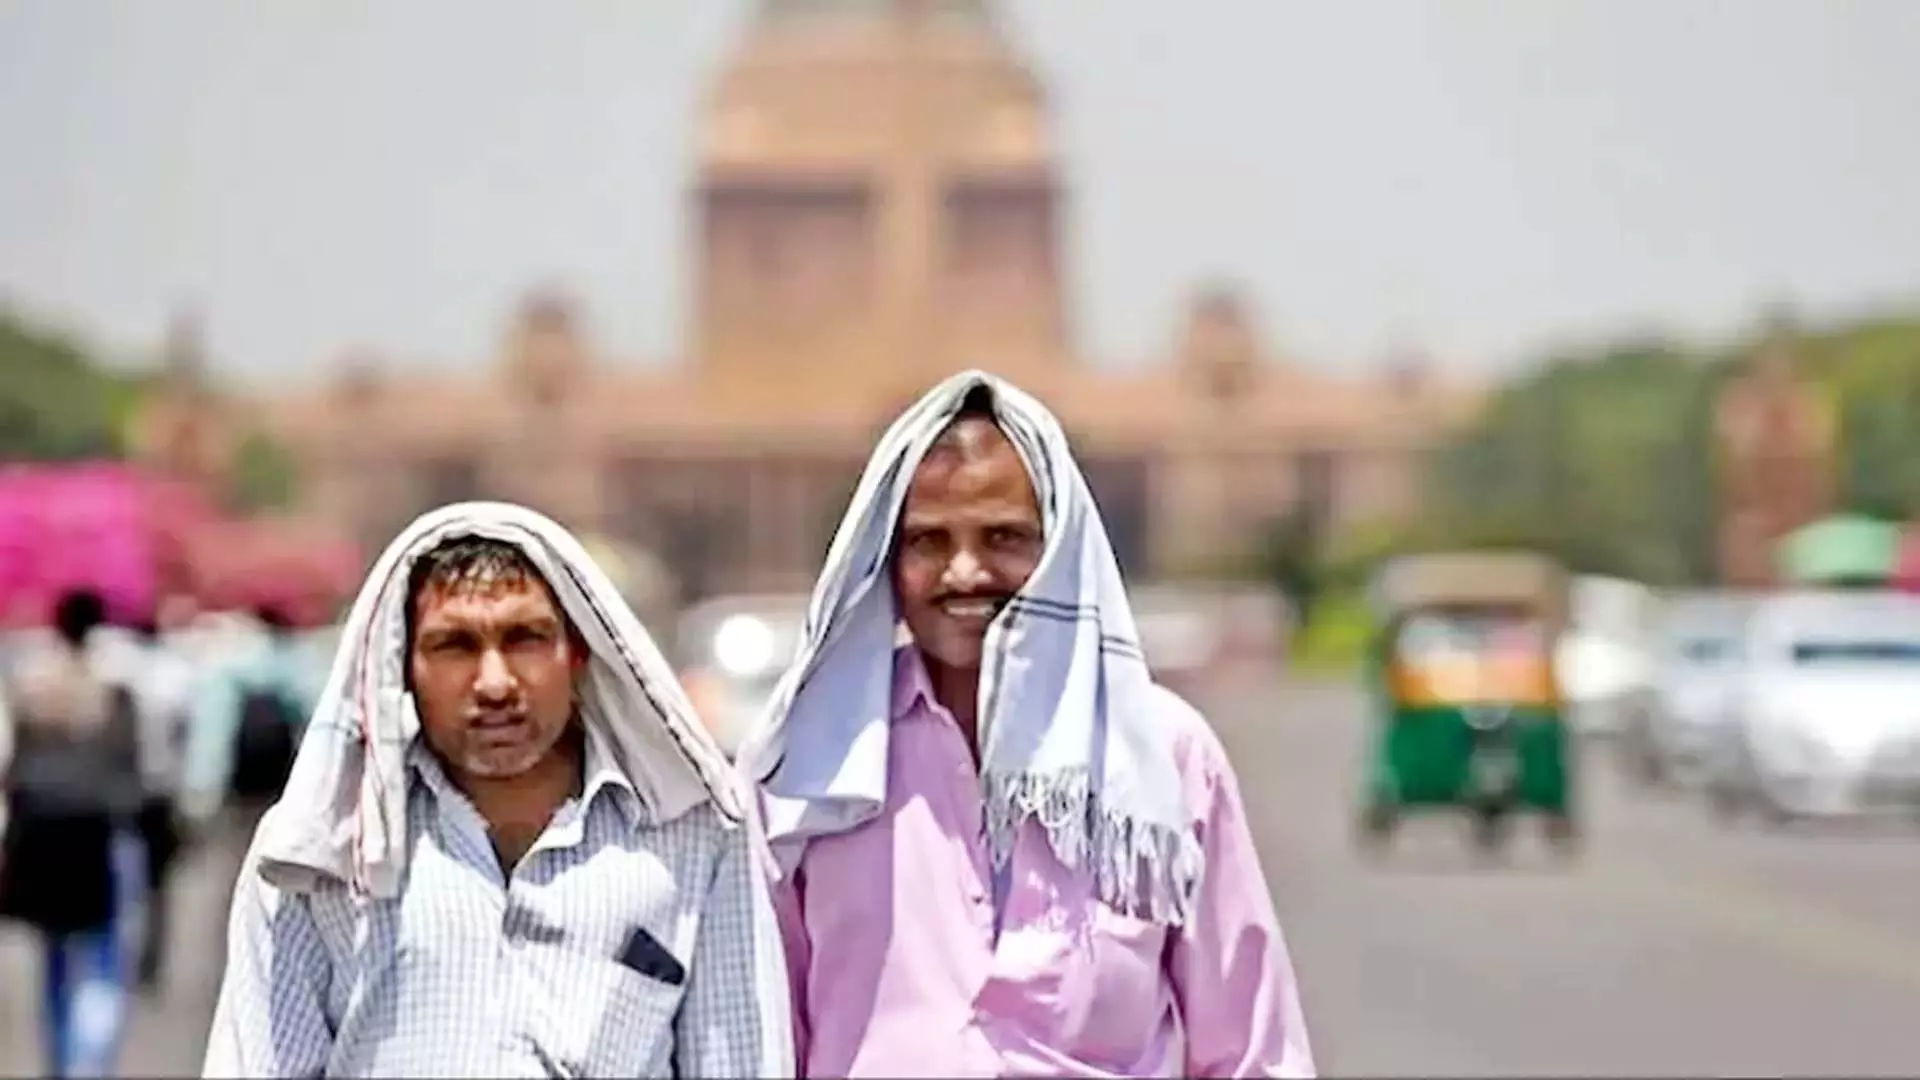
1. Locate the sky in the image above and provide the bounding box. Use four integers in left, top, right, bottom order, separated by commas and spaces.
2, 0, 1918, 388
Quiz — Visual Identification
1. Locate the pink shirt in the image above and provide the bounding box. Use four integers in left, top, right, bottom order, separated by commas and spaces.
767, 648, 1314, 1078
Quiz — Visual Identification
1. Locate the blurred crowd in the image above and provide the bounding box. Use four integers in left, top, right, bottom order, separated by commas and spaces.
0, 590, 328, 1077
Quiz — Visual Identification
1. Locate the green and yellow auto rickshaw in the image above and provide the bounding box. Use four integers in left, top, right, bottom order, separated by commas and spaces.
1356, 551, 1578, 854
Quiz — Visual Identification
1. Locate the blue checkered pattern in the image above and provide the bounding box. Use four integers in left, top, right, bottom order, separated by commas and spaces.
202, 739, 779, 1078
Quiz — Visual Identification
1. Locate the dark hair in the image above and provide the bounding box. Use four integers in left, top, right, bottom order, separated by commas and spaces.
253, 603, 295, 637
127, 617, 161, 642
931, 384, 1001, 452
52, 588, 108, 648
956, 383, 997, 420
403, 535, 554, 644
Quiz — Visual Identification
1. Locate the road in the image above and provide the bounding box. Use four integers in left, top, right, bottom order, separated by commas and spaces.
1237, 678, 1920, 1078
4, 677, 1919, 1077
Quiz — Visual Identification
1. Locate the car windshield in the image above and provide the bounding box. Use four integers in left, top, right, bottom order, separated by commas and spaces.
1790, 639, 1920, 666
1671, 636, 1738, 665
1396, 610, 1544, 661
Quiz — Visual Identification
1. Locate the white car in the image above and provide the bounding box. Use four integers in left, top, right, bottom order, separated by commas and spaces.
1620, 592, 1757, 789
1558, 575, 1659, 738
1707, 590, 1920, 823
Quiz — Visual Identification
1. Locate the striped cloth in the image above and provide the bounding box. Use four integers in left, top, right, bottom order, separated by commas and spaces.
737, 370, 1203, 927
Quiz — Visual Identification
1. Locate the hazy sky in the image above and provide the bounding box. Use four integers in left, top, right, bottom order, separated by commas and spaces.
3, 0, 1918, 387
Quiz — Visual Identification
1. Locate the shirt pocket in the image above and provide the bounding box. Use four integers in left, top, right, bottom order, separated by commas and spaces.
554, 954, 687, 1078
1074, 903, 1170, 1055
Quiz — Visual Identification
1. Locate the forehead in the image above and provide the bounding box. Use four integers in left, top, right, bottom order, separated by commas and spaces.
412, 573, 563, 627
904, 419, 1038, 508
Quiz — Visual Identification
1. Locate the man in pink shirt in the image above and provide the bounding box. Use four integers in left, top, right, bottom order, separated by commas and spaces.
738, 371, 1315, 1078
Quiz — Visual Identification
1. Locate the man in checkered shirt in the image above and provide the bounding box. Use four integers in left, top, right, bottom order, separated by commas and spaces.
202, 509, 793, 1078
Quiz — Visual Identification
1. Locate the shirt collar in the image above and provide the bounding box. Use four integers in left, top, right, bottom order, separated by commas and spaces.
578, 718, 643, 829
890, 645, 938, 721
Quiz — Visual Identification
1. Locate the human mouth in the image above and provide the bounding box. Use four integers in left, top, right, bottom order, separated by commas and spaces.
470, 709, 529, 736
939, 597, 1006, 623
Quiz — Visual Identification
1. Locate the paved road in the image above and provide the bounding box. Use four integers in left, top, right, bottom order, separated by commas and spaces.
5, 677, 1919, 1077
1235, 679, 1920, 1078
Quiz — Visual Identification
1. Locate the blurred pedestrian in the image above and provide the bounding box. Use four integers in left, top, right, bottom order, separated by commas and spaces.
201, 503, 791, 1078
117, 617, 199, 992
0, 588, 148, 1078
178, 603, 320, 827
175, 600, 322, 944
738, 372, 1315, 1078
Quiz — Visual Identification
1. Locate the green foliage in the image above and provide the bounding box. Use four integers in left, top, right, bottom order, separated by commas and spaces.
1820, 316, 1920, 519
1251, 512, 1320, 613
1402, 310, 1920, 589
0, 306, 304, 508
1287, 588, 1374, 673
1426, 340, 1721, 586
0, 308, 145, 461
227, 429, 301, 511
1236, 308, 1920, 671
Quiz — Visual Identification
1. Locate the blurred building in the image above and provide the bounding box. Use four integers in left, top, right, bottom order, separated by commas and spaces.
1714, 319, 1837, 587
122, 310, 363, 623
144, 0, 1483, 596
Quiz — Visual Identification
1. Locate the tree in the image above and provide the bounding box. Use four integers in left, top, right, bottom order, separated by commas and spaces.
1424, 339, 1719, 585
0, 308, 144, 461
1410, 309, 1920, 589
1820, 316, 1920, 520
227, 429, 302, 511
1252, 511, 1322, 615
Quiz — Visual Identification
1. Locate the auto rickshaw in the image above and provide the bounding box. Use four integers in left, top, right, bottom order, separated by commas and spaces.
1356, 551, 1578, 854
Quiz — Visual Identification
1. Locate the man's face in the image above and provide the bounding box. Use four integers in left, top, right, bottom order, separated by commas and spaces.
893, 417, 1044, 672
409, 569, 583, 782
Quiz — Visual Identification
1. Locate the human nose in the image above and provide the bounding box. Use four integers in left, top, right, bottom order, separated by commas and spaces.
473, 647, 517, 702
942, 547, 992, 593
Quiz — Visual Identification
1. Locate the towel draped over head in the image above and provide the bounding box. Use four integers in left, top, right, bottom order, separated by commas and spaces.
249, 501, 744, 900
737, 370, 1203, 927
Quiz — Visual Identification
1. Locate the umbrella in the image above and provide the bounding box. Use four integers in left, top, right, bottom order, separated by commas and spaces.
1774, 514, 1902, 586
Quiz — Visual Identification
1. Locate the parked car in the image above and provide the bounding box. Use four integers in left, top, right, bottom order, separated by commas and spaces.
1704, 590, 1920, 825
1618, 592, 1757, 790
1557, 575, 1659, 740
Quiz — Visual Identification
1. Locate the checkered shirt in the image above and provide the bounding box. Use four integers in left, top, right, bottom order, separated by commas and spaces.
202, 736, 782, 1078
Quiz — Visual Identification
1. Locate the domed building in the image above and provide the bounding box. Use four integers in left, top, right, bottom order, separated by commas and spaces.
175, 0, 1484, 597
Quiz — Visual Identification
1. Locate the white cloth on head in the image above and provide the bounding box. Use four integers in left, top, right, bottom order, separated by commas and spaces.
736, 370, 1203, 927
249, 501, 746, 900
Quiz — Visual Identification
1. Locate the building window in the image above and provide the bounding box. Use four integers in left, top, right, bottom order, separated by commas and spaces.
943, 177, 1058, 321
605, 456, 755, 597
1293, 449, 1339, 544
1203, 358, 1251, 403
659, 509, 733, 604
1076, 450, 1152, 577
703, 180, 875, 320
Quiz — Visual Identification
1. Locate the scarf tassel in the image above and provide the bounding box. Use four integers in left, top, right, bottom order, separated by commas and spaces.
983, 766, 1204, 928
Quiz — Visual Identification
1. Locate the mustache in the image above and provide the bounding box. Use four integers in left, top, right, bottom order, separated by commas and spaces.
932, 592, 1013, 608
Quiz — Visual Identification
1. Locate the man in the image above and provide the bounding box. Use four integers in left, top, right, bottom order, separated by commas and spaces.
179, 603, 323, 827
176, 601, 324, 995
0, 588, 148, 1078
102, 616, 201, 990
202, 503, 792, 1078
740, 372, 1314, 1078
